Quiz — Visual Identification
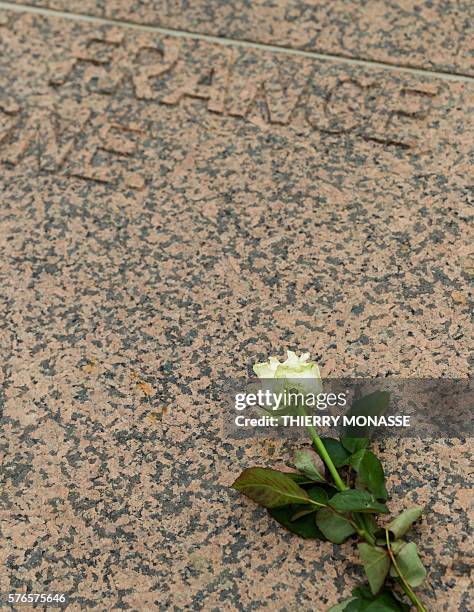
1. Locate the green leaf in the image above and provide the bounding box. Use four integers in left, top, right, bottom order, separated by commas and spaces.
290, 507, 317, 521
344, 601, 371, 612
386, 507, 423, 539
320, 438, 351, 467
344, 595, 402, 612
294, 449, 326, 482
341, 437, 370, 453
351, 584, 373, 599
390, 541, 404, 555
358, 514, 378, 540
351, 391, 390, 418
315, 507, 357, 543
289, 488, 327, 520
349, 450, 388, 501
342, 391, 390, 441
392, 542, 427, 587
358, 543, 390, 594
351, 585, 410, 611
285, 473, 319, 485
308, 486, 329, 505
232, 467, 311, 508
364, 594, 407, 611
333, 596, 405, 612
327, 599, 358, 612
268, 506, 325, 539
329, 489, 389, 514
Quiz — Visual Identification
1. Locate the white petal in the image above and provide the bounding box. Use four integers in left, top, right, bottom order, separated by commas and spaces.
268, 357, 281, 371
253, 362, 276, 378
284, 350, 300, 367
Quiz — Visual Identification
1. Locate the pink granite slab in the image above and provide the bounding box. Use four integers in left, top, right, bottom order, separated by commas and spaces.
0, 8, 473, 611
5, 0, 474, 76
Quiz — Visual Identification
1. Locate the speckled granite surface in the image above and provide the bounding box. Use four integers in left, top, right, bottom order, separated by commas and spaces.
0, 7, 473, 611
5, 0, 474, 75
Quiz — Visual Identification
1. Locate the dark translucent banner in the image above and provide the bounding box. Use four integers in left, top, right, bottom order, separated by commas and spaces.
220, 378, 473, 439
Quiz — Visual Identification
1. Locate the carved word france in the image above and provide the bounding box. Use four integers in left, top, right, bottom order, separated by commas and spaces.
1, 31, 440, 188
49, 32, 438, 146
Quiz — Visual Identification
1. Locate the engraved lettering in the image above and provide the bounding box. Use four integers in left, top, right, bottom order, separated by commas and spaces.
0, 107, 90, 169
48, 60, 78, 87
1, 113, 37, 165
161, 49, 233, 113
369, 86, 437, 147
69, 122, 146, 189
49, 31, 125, 93
304, 78, 330, 132
226, 74, 262, 118
0, 98, 21, 147
264, 65, 311, 125
227, 63, 310, 125
323, 79, 365, 134
43, 34, 439, 152
38, 109, 90, 172
131, 38, 181, 100
75, 33, 124, 64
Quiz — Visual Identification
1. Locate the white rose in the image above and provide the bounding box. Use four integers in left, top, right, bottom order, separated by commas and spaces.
253, 351, 322, 396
